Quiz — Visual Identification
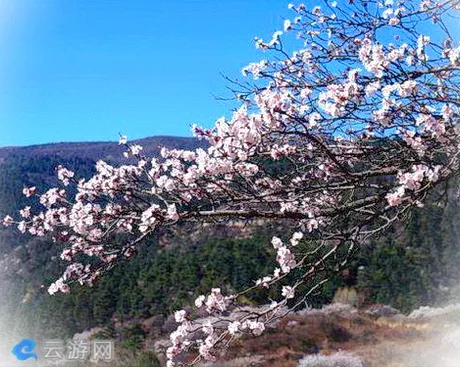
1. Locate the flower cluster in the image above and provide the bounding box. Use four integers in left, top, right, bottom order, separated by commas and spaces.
57, 165, 75, 186
386, 165, 442, 206
272, 236, 297, 274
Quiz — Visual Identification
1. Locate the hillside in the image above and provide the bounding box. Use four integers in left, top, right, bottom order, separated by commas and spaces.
0, 136, 459, 366
0, 136, 204, 165
0, 136, 206, 221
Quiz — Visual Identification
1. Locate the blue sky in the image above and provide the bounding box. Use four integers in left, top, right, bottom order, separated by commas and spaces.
0, 1, 457, 147
0, 0, 292, 146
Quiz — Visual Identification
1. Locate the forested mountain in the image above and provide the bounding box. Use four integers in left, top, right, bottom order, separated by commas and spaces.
0, 136, 206, 238
0, 136, 459, 366
0, 136, 203, 164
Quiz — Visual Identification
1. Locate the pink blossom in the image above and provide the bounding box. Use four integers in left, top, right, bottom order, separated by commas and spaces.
284, 19, 292, 31
228, 321, 241, 335
198, 343, 215, 361
48, 278, 70, 295
22, 186, 36, 198
167, 204, 179, 221
118, 134, 127, 145
271, 236, 283, 249
282, 285, 295, 299
57, 165, 75, 186
312, 6, 321, 15
447, 46, 460, 66
398, 80, 417, 97
417, 35, 430, 62
17, 221, 27, 233
386, 186, 405, 207
174, 310, 187, 323
19, 206, 31, 218
359, 38, 387, 78
2, 215, 14, 226
290, 231, 303, 246
256, 276, 272, 288
40, 188, 66, 208
276, 246, 296, 273
202, 320, 214, 335
244, 320, 265, 336
441, 104, 454, 121
365, 81, 381, 97
242, 60, 268, 79
204, 288, 227, 313
269, 31, 283, 46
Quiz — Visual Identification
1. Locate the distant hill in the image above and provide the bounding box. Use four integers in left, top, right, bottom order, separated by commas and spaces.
0, 135, 205, 165
0, 135, 206, 226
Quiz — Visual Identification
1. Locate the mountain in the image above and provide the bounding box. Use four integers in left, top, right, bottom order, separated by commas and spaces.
0, 136, 206, 220
0, 135, 205, 165
0, 135, 459, 366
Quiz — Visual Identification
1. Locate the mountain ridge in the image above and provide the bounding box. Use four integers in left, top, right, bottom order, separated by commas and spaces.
0, 135, 205, 165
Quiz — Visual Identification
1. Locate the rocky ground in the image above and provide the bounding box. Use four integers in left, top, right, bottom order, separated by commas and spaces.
102, 302, 460, 367
8, 301, 452, 367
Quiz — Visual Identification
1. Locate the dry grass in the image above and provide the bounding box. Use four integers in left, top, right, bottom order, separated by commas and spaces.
213, 303, 457, 367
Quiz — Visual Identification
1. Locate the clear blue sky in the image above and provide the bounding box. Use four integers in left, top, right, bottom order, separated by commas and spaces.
1, 1, 457, 147
0, 0, 292, 147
